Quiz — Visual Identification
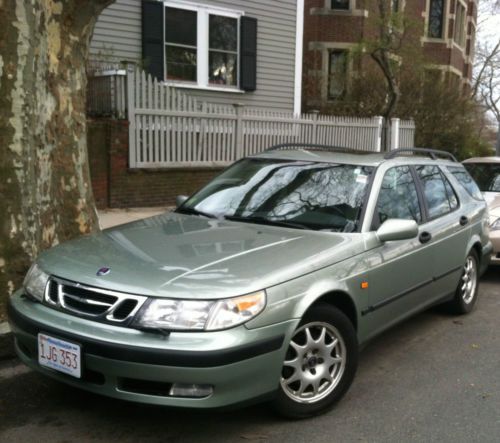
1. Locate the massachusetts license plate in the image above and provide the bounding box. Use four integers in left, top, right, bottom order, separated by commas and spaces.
38, 333, 81, 378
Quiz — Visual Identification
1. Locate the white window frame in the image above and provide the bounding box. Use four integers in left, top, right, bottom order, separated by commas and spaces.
424, 0, 449, 42
327, 49, 348, 100
317, 42, 355, 101
453, 0, 467, 48
163, 1, 244, 91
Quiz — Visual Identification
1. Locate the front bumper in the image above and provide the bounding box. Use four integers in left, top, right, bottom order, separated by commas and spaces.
8, 291, 297, 408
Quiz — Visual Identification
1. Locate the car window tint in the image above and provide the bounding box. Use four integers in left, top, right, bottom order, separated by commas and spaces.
183, 158, 374, 232
442, 173, 459, 210
375, 166, 422, 227
448, 166, 483, 200
416, 165, 452, 218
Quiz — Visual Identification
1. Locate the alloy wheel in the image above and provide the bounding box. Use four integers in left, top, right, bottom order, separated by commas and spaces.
461, 255, 477, 305
280, 322, 346, 404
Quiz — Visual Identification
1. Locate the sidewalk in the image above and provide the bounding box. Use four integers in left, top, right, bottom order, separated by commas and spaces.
0, 207, 171, 359
98, 206, 170, 229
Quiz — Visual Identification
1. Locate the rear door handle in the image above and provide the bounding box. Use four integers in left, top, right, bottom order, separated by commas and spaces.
419, 231, 432, 244
459, 216, 469, 226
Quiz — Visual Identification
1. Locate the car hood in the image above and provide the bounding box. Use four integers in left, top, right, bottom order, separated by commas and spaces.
37, 213, 368, 299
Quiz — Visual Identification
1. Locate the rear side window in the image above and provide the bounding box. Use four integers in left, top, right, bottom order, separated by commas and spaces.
373, 166, 422, 228
443, 174, 459, 210
416, 165, 458, 219
448, 166, 483, 200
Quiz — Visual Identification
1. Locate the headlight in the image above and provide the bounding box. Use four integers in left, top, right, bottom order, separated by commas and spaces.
491, 218, 500, 231
23, 264, 50, 302
134, 290, 266, 331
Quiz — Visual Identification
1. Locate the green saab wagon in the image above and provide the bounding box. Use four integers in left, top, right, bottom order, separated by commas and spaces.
8, 146, 492, 418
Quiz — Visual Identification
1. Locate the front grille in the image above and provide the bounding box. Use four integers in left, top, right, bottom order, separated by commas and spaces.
45, 277, 147, 324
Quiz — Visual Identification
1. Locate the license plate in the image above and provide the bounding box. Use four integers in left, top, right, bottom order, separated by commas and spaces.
38, 333, 81, 378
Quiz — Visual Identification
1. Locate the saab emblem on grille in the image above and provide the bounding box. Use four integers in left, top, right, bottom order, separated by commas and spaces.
96, 267, 111, 276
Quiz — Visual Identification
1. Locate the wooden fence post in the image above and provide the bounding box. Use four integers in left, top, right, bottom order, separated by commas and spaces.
373, 116, 384, 152
390, 118, 400, 151
310, 110, 319, 144
126, 62, 137, 168
233, 103, 244, 160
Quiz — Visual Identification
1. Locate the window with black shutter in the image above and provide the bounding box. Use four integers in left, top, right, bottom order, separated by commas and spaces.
141, 0, 164, 81
141, 1, 257, 91
240, 16, 257, 91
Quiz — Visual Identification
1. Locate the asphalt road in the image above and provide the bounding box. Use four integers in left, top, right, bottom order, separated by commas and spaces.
1, 269, 500, 443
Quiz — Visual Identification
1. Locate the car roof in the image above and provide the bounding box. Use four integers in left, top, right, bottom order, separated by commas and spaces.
252, 145, 459, 167
463, 156, 500, 164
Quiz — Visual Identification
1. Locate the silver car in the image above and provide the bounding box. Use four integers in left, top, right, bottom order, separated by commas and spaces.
8, 146, 492, 418
463, 157, 500, 264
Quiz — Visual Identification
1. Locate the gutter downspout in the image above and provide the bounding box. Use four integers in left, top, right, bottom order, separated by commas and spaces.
294, 0, 305, 116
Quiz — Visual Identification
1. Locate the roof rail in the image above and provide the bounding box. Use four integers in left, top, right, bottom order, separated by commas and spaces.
266, 143, 372, 155
384, 148, 458, 162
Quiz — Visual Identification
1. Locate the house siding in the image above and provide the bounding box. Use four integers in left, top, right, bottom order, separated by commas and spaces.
90, 0, 299, 112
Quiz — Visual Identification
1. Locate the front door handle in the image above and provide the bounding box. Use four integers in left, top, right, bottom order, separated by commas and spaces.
419, 231, 432, 244
459, 215, 469, 226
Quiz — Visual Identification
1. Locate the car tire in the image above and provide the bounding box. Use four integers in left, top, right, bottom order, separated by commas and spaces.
448, 250, 480, 315
273, 303, 358, 419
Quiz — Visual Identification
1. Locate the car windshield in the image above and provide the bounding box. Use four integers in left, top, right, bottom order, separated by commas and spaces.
178, 158, 374, 232
464, 163, 500, 193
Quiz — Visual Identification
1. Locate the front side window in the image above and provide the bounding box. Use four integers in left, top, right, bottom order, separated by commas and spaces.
180, 158, 374, 232
464, 163, 500, 193
331, 0, 350, 10
164, 5, 240, 87
416, 165, 456, 219
373, 166, 422, 229
428, 0, 445, 38
328, 50, 348, 99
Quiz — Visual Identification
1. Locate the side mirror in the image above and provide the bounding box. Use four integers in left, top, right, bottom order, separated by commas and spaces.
376, 219, 418, 243
175, 195, 188, 208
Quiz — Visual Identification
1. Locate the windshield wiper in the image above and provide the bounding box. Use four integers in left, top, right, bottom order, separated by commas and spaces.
176, 207, 218, 219
224, 215, 308, 230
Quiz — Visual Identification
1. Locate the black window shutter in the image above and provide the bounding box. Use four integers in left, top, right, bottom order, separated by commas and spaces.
142, 0, 164, 80
240, 17, 257, 91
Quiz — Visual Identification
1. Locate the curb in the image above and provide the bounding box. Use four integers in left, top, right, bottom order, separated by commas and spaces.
0, 322, 14, 360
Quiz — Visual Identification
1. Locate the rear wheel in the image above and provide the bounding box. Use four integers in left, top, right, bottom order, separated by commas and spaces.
448, 250, 479, 314
273, 304, 358, 418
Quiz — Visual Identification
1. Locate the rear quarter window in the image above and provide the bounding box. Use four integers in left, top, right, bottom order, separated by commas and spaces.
447, 166, 483, 201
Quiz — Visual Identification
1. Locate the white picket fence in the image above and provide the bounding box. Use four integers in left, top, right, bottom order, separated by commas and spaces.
88, 65, 416, 168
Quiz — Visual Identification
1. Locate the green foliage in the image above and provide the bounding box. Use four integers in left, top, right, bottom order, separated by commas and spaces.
303, 1, 493, 157
412, 75, 492, 159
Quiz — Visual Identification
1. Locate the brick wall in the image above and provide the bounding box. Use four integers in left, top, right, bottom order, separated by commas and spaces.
87, 119, 221, 208
303, 0, 476, 104
87, 120, 110, 208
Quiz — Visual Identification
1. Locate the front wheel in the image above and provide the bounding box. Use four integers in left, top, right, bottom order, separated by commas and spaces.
273, 304, 358, 418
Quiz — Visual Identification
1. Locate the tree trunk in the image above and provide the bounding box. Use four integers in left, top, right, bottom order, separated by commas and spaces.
0, 0, 114, 319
